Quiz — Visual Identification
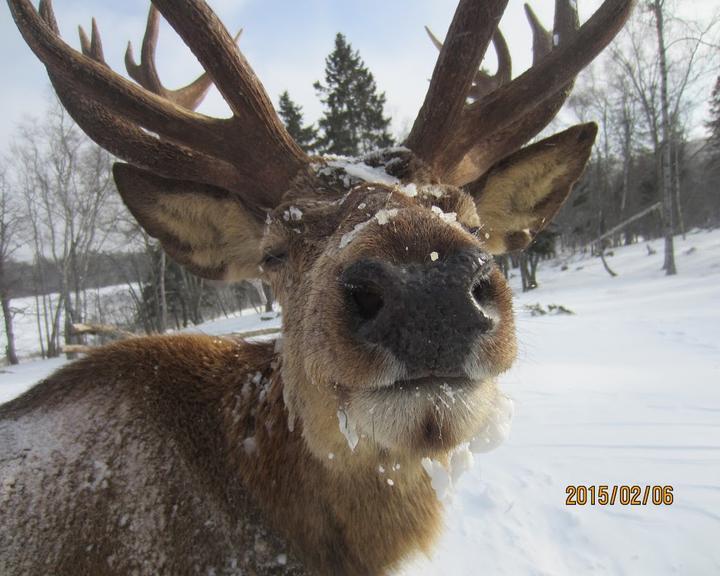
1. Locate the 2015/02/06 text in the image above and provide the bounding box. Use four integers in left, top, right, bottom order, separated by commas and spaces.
565, 485, 674, 506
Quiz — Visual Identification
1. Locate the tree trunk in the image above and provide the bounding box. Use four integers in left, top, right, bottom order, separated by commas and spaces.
519, 254, 537, 292
63, 284, 79, 361
620, 96, 633, 217
159, 250, 167, 333
673, 139, 685, 239
519, 254, 527, 291
653, 0, 677, 275
33, 291, 45, 358
528, 254, 539, 289
495, 255, 509, 279
183, 273, 204, 325
1, 292, 18, 365
262, 282, 274, 313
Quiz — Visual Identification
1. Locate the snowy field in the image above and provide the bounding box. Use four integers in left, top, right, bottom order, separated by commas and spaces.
1, 229, 719, 575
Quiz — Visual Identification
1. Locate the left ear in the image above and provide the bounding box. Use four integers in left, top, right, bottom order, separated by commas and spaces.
465, 123, 597, 254
113, 163, 266, 282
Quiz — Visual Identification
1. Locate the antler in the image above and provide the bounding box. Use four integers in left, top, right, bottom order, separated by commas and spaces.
123, 6, 242, 110
407, 0, 634, 186
424, 26, 511, 101
9, 0, 306, 208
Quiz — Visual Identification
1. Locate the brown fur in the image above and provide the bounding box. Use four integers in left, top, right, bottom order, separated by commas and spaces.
1, 334, 440, 575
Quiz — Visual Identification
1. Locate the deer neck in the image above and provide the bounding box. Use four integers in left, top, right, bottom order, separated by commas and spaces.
220, 339, 442, 573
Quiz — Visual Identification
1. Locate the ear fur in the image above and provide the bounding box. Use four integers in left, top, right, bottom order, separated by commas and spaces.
466, 123, 597, 254
113, 163, 265, 281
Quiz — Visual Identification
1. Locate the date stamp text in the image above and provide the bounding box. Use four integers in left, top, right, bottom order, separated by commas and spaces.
565, 485, 673, 506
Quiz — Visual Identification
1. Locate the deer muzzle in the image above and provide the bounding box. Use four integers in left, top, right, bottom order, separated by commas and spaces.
342, 247, 496, 377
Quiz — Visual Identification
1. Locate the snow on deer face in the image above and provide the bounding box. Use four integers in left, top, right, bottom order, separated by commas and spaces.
257, 120, 598, 460
260, 154, 512, 460
108, 122, 596, 466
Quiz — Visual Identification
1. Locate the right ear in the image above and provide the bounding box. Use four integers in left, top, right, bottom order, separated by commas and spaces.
465, 123, 597, 254
113, 163, 265, 281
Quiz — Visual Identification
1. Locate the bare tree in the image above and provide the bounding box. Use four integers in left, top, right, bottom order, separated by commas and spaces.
0, 169, 23, 364
569, 70, 617, 242
12, 99, 117, 357
651, 0, 677, 273
611, 0, 719, 274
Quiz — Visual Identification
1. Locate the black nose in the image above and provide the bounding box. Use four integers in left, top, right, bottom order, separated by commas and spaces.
341, 248, 494, 375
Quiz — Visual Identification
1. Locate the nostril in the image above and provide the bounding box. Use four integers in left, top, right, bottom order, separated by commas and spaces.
471, 277, 492, 307
471, 277, 495, 333
347, 284, 384, 321
341, 260, 393, 327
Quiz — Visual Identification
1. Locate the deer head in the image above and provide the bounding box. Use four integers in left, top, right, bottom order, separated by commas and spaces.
8, 0, 632, 463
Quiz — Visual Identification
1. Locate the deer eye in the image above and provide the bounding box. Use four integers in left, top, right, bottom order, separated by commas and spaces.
261, 248, 288, 268
457, 223, 483, 238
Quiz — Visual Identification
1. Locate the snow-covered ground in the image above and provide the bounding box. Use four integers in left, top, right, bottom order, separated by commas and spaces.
1, 229, 718, 575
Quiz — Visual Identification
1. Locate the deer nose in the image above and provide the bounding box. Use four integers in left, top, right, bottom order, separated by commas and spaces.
341, 248, 494, 374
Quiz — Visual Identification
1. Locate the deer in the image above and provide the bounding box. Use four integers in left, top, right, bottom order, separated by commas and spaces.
1, 0, 633, 574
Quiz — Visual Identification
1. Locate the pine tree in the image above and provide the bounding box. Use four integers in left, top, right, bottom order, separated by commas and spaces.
708, 76, 720, 164
314, 33, 393, 156
277, 91, 317, 153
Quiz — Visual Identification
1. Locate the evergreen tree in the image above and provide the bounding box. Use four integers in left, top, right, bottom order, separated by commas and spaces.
314, 33, 393, 156
708, 76, 720, 164
277, 91, 317, 153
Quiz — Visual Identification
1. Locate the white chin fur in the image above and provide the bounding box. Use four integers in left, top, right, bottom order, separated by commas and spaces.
339, 377, 504, 453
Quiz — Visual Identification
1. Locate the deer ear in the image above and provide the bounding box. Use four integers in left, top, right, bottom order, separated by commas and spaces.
466, 123, 597, 254
113, 163, 265, 281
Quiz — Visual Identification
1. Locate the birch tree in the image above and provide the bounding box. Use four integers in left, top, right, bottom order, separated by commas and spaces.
0, 169, 23, 364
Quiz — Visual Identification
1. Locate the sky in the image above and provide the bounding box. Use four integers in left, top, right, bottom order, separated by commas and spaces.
0, 0, 717, 154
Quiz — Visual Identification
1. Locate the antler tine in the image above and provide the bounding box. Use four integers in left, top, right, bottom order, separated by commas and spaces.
149, 0, 302, 164
78, 18, 105, 64
125, 6, 242, 111
554, 0, 580, 43
425, 25, 512, 101
125, 6, 163, 94
491, 30, 511, 85
423, 25, 443, 52
407, 0, 509, 164
524, 5, 552, 64
469, 29, 512, 99
413, 0, 634, 186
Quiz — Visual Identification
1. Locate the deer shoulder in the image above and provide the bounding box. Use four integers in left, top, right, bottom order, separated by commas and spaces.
1, 333, 440, 575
